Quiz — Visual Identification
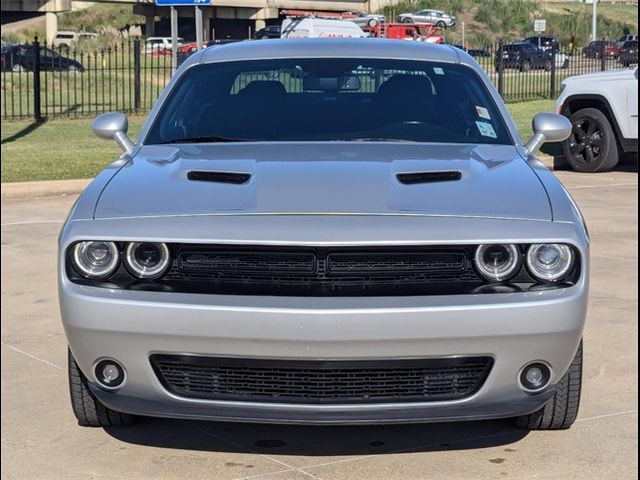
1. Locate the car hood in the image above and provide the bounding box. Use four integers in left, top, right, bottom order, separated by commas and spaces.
564, 68, 637, 84
94, 143, 551, 221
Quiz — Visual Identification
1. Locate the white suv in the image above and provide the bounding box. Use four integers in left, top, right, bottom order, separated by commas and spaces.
551, 68, 638, 172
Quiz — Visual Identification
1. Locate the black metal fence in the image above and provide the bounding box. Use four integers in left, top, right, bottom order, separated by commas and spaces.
1, 38, 172, 121
1, 38, 635, 122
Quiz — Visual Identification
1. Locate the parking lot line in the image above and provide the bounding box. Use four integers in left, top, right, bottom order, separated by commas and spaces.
567, 182, 638, 190
1, 219, 63, 227
1, 341, 63, 370
576, 410, 638, 423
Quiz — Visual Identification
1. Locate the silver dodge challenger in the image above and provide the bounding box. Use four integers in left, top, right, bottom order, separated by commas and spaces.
59, 39, 589, 429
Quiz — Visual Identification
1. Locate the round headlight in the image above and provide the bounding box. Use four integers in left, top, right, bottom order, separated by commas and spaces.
474, 244, 521, 282
125, 242, 170, 279
526, 244, 574, 282
72, 241, 119, 278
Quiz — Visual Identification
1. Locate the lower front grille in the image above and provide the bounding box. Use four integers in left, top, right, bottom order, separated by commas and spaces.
150, 355, 494, 404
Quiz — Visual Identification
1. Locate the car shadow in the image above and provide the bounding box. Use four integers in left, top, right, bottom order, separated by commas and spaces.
105, 417, 528, 456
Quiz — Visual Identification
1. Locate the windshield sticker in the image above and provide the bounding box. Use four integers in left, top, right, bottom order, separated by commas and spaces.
475, 106, 491, 120
476, 121, 497, 139
433, 67, 445, 75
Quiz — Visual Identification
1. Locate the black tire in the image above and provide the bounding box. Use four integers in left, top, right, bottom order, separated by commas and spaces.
68, 349, 137, 427
520, 61, 531, 72
515, 340, 583, 430
436, 21, 446, 29
544, 59, 552, 71
11, 63, 26, 73
563, 58, 570, 69
563, 107, 619, 172
401, 17, 413, 24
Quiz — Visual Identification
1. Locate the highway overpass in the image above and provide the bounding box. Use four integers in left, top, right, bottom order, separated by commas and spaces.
1, 0, 374, 43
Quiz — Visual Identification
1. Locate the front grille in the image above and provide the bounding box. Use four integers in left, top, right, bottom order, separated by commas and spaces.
150, 355, 493, 404
162, 245, 483, 296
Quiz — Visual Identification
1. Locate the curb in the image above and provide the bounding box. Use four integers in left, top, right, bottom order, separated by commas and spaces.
1, 179, 91, 200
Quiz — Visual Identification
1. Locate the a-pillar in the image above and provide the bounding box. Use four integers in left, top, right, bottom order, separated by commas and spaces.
45, 11, 58, 44
145, 14, 156, 37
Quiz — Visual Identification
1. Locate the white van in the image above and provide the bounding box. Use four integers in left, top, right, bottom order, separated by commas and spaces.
145, 37, 184, 54
281, 17, 366, 39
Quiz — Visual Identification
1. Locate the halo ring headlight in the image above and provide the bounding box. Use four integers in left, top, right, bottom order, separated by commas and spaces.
526, 244, 574, 283
125, 242, 171, 279
72, 241, 119, 279
474, 244, 521, 282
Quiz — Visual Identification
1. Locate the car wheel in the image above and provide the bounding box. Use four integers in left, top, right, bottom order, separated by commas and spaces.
563, 108, 619, 173
563, 58, 570, 69
68, 64, 80, 73
520, 61, 531, 72
514, 341, 582, 430
402, 17, 413, 24
68, 349, 137, 427
436, 21, 446, 29
544, 59, 552, 71
11, 63, 26, 73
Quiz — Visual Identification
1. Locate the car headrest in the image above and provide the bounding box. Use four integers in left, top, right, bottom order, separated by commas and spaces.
237, 81, 287, 103
378, 74, 434, 100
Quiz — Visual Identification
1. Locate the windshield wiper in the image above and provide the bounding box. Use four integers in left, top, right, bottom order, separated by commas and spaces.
155, 135, 249, 144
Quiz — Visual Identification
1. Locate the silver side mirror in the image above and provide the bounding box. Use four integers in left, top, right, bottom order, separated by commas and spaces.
92, 112, 134, 153
526, 113, 572, 153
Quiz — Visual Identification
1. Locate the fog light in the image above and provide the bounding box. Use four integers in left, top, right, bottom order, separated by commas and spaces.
519, 362, 551, 392
94, 359, 125, 389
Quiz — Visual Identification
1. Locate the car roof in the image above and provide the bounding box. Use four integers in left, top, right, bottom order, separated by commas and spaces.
200, 38, 461, 64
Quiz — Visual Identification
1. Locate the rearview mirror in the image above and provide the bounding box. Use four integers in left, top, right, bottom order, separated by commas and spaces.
526, 113, 572, 153
92, 112, 134, 153
302, 74, 361, 92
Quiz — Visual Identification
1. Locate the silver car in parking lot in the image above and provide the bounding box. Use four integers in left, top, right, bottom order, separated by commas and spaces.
398, 9, 456, 28
59, 39, 588, 430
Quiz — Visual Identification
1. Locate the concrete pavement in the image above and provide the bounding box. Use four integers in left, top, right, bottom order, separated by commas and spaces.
1, 165, 637, 480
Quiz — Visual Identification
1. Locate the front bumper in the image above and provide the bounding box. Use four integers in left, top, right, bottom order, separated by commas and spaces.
60, 276, 588, 424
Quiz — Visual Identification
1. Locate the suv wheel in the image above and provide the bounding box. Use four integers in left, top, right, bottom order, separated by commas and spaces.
68, 349, 137, 427
514, 341, 582, 430
520, 61, 532, 72
563, 107, 619, 172
544, 59, 552, 71
11, 63, 26, 73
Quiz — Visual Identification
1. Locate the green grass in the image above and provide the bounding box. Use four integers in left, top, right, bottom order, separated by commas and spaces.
1, 116, 145, 182
0, 101, 555, 183
508, 99, 555, 138
379, 0, 637, 46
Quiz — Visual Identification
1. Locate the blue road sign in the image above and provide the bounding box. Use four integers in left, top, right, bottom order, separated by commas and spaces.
156, 0, 210, 5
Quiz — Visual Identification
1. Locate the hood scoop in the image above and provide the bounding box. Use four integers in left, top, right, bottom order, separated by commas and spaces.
187, 171, 251, 185
396, 171, 462, 185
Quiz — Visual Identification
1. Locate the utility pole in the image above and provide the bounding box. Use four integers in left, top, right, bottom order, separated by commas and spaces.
592, 0, 598, 42
195, 5, 203, 50
171, 6, 178, 73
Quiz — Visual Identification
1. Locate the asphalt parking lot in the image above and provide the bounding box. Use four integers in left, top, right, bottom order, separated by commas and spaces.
1, 161, 638, 480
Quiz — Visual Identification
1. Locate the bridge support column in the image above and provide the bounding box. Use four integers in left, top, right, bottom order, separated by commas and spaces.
145, 14, 156, 37
45, 11, 57, 44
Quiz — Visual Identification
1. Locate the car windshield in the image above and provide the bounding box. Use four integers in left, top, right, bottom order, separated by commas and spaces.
145, 58, 512, 145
